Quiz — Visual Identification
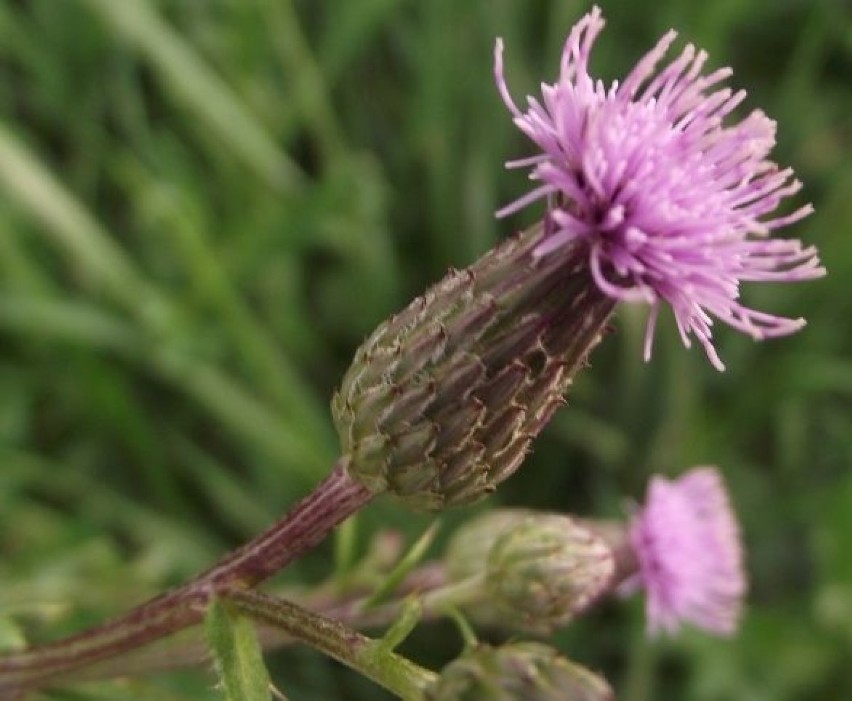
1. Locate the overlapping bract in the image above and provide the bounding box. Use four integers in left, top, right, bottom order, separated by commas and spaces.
333, 227, 614, 510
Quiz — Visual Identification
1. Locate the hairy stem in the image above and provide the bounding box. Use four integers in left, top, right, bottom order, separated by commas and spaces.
228, 590, 437, 701
0, 461, 373, 695
28, 563, 448, 683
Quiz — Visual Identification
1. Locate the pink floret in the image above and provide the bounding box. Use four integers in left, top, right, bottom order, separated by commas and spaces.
627, 467, 747, 636
495, 6, 825, 370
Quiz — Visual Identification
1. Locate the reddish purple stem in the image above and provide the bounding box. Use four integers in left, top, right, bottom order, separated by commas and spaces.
0, 460, 373, 694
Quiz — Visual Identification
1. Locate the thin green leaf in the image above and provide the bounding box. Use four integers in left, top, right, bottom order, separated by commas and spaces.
362, 521, 440, 610
206, 599, 272, 701
82, 0, 303, 193
0, 123, 151, 306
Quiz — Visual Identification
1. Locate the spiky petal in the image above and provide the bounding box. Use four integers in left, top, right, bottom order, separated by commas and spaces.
495, 6, 825, 370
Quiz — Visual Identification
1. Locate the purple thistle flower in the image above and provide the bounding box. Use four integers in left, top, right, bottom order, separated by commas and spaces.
625, 467, 746, 636
495, 6, 825, 370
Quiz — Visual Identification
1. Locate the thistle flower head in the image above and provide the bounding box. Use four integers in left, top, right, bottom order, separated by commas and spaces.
425, 642, 614, 701
495, 6, 825, 370
625, 467, 746, 636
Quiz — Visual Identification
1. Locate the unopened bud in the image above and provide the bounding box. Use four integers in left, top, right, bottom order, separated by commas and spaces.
333, 227, 614, 510
444, 509, 532, 583
484, 515, 615, 632
425, 642, 614, 701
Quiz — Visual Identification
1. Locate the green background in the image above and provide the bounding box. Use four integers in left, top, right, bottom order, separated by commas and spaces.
0, 0, 849, 699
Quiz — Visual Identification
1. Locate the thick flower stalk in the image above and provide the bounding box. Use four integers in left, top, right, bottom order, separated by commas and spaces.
623, 466, 746, 636
0, 461, 374, 695
496, 6, 824, 369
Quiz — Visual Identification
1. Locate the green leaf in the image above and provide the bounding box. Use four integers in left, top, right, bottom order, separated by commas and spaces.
205, 599, 273, 701
0, 616, 26, 654
81, 0, 304, 193
362, 521, 440, 609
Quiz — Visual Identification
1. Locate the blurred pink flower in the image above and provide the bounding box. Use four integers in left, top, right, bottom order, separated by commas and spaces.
625, 467, 746, 636
495, 6, 824, 370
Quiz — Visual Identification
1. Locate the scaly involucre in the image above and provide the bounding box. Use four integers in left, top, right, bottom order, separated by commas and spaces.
495, 6, 824, 370
627, 467, 746, 636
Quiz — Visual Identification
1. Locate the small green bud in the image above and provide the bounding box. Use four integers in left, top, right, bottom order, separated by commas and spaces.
444, 509, 533, 583
333, 227, 614, 510
484, 515, 615, 632
444, 512, 616, 633
425, 642, 614, 701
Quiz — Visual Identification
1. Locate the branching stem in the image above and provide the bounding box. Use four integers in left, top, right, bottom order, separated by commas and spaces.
0, 460, 373, 696
228, 590, 437, 701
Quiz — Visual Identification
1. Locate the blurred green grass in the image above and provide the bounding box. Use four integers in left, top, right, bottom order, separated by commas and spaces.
0, 0, 849, 699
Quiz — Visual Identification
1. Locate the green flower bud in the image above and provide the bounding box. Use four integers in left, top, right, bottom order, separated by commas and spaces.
333, 227, 614, 510
444, 509, 533, 583
484, 515, 615, 632
425, 642, 614, 701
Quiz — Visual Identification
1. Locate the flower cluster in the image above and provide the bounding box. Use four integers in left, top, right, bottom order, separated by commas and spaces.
1, 7, 823, 700
495, 6, 824, 369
